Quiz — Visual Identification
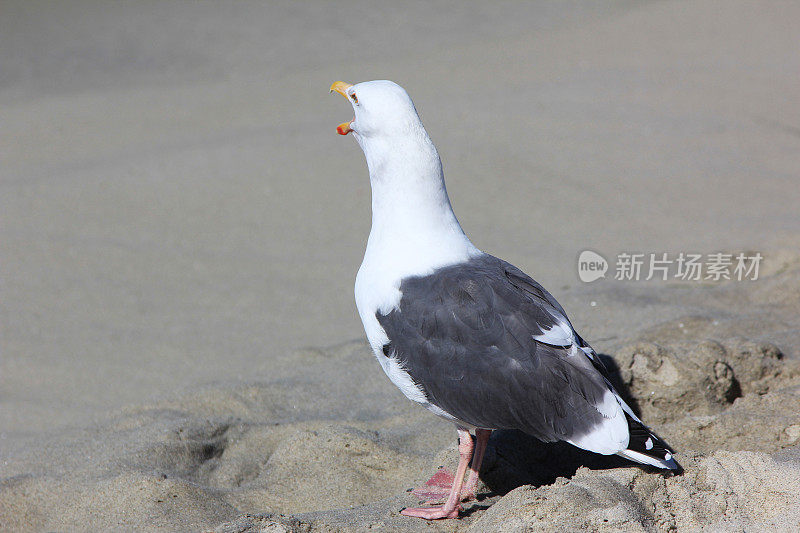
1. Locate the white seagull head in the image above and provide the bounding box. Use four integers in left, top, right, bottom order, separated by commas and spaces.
330, 80, 425, 141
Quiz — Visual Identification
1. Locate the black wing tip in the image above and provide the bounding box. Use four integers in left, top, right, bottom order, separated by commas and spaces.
623, 413, 681, 472
656, 454, 683, 474
658, 452, 682, 472
617, 447, 682, 473
667, 459, 684, 475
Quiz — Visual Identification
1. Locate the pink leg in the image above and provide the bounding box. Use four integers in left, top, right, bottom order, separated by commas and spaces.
461, 428, 491, 501
401, 428, 473, 520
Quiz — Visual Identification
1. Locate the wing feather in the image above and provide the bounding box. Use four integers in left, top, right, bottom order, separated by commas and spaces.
377, 254, 629, 451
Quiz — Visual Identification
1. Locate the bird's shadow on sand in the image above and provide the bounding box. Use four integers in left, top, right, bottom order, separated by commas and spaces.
480, 431, 629, 496
477, 353, 677, 497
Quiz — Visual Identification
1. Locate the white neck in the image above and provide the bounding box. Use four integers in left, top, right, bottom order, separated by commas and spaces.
355, 130, 480, 308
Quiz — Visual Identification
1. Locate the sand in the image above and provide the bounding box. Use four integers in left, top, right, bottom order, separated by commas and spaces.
2, 1, 800, 531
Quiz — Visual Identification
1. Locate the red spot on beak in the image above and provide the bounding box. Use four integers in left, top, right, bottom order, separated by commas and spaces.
336, 120, 353, 135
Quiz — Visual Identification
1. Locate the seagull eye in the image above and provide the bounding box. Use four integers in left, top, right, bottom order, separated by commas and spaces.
350, 92, 359, 104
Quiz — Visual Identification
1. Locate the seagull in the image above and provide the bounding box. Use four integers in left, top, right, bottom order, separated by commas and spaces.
330, 80, 678, 520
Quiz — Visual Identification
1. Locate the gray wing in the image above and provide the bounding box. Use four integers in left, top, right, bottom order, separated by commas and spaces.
376, 254, 616, 444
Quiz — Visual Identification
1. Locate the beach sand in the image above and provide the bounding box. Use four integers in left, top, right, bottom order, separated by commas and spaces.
2, 1, 799, 530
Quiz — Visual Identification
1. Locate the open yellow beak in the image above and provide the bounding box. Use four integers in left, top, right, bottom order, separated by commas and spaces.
330, 81, 352, 97
330, 81, 354, 135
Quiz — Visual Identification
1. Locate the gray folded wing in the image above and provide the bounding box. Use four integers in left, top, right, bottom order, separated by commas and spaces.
377, 254, 619, 445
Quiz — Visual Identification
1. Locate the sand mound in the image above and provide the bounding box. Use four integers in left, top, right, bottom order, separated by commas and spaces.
468, 449, 800, 532
0, 341, 437, 531
601, 323, 800, 457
